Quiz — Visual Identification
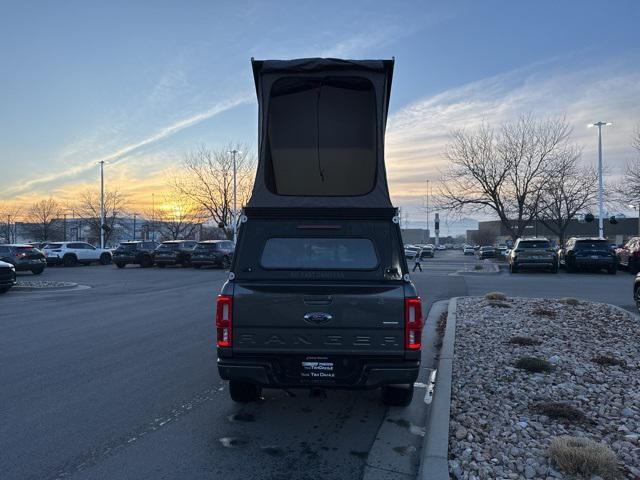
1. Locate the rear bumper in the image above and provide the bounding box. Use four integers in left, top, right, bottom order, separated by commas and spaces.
570, 258, 615, 268
217, 356, 420, 389
191, 257, 222, 266
13, 259, 47, 271
515, 259, 556, 267
154, 257, 179, 265
113, 255, 137, 264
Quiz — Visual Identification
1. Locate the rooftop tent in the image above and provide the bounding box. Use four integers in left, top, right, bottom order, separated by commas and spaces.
248, 58, 395, 209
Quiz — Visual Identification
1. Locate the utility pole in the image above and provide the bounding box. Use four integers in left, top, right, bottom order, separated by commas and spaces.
151, 193, 155, 242
63, 213, 67, 241
132, 213, 138, 240
229, 149, 240, 244
99, 160, 105, 249
426, 179, 430, 242
589, 122, 612, 239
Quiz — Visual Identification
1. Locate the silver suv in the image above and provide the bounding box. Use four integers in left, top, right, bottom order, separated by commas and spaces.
508, 237, 558, 273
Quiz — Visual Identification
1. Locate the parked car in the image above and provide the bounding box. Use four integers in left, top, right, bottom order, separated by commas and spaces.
463, 245, 475, 255
113, 241, 159, 268
419, 245, 434, 259
154, 240, 197, 267
507, 237, 558, 273
0, 260, 17, 293
559, 237, 616, 274
634, 274, 640, 311
190, 240, 235, 269
43, 242, 112, 267
0, 244, 47, 274
404, 245, 421, 260
477, 246, 496, 259
615, 237, 640, 273
497, 244, 508, 256
436, 244, 446, 251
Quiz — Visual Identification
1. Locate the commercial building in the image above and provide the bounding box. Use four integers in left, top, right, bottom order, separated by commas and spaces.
467, 218, 639, 245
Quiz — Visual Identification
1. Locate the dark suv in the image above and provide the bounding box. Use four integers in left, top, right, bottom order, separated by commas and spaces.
559, 237, 616, 274
0, 244, 47, 274
216, 58, 421, 407
154, 240, 197, 267
615, 237, 640, 273
113, 241, 159, 268
0, 260, 17, 293
190, 240, 234, 269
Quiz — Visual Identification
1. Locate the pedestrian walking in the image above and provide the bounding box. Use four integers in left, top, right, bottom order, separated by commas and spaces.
412, 255, 422, 272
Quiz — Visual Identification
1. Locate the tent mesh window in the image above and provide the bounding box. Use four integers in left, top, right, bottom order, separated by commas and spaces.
266, 76, 377, 196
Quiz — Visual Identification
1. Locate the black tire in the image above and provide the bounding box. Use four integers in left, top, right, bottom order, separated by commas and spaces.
0, 286, 10, 294
116, 262, 126, 269
229, 381, 261, 403
550, 264, 559, 274
608, 266, 617, 275
31, 267, 44, 275
630, 260, 639, 275
221, 256, 231, 269
635, 287, 640, 312
566, 262, 575, 273
381, 384, 414, 407
63, 254, 77, 267
140, 256, 153, 268
99, 253, 111, 265
510, 262, 518, 274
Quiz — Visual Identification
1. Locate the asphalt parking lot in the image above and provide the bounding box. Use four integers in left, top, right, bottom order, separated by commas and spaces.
1, 251, 636, 480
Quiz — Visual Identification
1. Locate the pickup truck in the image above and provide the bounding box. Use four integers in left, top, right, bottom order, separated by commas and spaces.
217, 209, 422, 406
217, 57, 422, 406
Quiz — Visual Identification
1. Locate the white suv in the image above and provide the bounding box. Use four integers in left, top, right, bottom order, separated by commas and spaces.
43, 242, 112, 267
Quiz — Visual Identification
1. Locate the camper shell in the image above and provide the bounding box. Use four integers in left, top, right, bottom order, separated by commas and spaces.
216, 58, 422, 406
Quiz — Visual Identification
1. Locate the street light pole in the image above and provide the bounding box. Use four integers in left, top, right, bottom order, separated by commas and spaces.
99, 160, 105, 249
229, 149, 239, 244
132, 213, 138, 240
426, 179, 430, 242
589, 122, 612, 239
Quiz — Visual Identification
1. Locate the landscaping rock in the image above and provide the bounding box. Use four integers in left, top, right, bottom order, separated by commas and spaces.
449, 297, 640, 479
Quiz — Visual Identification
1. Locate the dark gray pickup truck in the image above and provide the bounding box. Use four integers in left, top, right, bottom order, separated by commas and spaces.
216, 58, 423, 406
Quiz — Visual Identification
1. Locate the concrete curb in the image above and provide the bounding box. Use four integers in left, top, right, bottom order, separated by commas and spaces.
418, 297, 458, 480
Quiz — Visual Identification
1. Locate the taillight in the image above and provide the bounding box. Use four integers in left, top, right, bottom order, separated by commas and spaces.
16, 252, 27, 258
405, 297, 423, 350
216, 295, 233, 347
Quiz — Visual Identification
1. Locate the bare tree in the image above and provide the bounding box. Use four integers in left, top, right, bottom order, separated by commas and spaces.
76, 189, 128, 245
615, 128, 640, 207
25, 198, 62, 241
438, 115, 574, 240
170, 144, 256, 239
468, 229, 497, 246
153, 192, 205, 240
536, 152, 597, 246
0, 202, 22, 243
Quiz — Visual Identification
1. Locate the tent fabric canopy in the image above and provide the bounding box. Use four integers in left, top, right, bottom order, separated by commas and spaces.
248, 58, 395, 209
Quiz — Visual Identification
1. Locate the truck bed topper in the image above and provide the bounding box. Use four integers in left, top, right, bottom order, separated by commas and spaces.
248, 57, 395, 209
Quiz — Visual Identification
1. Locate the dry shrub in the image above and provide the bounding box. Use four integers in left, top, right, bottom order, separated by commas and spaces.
532, 307, 557, 318
489, 301, 512, 308
559, 297, 579, 306
474, 264, 483, 271
509, 336, 542, 346
531, 402, 586, 423
592, 354, 626, 367
437, 311, 448, 337
485, 292, 507, 301
515, 356, 554, 373
549, 436, 620, 479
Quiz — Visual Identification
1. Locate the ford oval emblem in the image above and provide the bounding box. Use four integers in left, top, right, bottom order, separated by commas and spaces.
303, 312, 333, 325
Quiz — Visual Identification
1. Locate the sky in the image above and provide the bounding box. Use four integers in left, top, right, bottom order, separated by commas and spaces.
1, 0, 639, 231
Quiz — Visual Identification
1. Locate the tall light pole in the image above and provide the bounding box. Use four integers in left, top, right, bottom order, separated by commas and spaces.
132, 213, 138, 240
588, 122, 612, 239
99, 160, 105, 249
426, 179, 430, 242
229, 149, 240, 244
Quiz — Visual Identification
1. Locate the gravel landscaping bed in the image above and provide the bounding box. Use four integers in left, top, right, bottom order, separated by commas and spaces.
449, 295, 640, 480
15, 280, 77, 289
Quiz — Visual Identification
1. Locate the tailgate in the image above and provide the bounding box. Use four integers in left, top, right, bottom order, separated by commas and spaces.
232, 282, 405, 356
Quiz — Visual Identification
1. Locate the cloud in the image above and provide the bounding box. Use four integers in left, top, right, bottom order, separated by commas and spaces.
386, 56, 640, 202
3, 93, 253, 198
